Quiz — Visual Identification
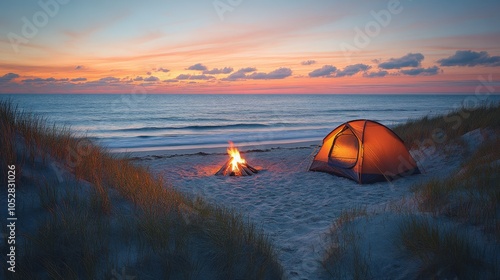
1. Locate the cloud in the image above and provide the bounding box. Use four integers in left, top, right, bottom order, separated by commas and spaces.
399, 66, 440, 76
144, 76, 160, 82
0, 73, 20, 83
22, 77, 68, 83
77, 76, 123, 87
146, 71, 152, 75
221, 67, 258, 81
22, 78, 47, 83
379, 53, 425, 69
71, 77, 87, 82
98, 76, 121, 83
175, 74, 215, 80
190, 74, 215, 80
164, 79, 178, 83
223, 72, 246, 81
309, 65, 337, 77
237, 67, 257, 73
156, 67, 170, 72
363, 70, 388, 78
222, 67, 291, 81
187, 63, 208, 71
438, 50, 500, 67
247, 68, 292, 80
75, 65, 84, 70
301, 60, 316, 65
134, 76, 143, 81
203, 67, 233, 74
336, 64, 371, 77
176, 74, 191, 80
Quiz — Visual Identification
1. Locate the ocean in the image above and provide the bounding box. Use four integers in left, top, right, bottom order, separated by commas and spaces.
2, 94, 498, 152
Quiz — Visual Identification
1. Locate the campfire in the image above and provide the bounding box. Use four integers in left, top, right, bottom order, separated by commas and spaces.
216, 141, 258, 176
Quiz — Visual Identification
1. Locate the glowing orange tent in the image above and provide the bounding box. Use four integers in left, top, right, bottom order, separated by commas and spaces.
309, 120, 420, 184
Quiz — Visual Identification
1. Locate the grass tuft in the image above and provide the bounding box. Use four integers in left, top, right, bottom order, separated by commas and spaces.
414, 138, 499, 239
399, 215, 494, 279
322, 207, 371, 280
393, 103, 500, 150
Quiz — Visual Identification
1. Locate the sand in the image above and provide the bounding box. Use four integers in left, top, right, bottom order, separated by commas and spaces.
127, 139, 465, 279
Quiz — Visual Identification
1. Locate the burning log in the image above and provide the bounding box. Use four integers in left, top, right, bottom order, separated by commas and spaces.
215, 160, 258, 176
215, 141, 259, 176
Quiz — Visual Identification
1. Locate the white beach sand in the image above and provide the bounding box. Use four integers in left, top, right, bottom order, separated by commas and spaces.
128, 139, 466, 279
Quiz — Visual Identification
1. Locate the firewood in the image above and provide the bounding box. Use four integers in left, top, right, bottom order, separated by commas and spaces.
215, 160, 258, 176
240, 166, 249, 176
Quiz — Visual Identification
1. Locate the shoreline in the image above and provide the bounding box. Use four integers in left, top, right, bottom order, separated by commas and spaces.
111, 138, 323, 158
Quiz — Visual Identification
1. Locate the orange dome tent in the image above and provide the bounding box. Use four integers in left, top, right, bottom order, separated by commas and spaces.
309, 120, 420, 184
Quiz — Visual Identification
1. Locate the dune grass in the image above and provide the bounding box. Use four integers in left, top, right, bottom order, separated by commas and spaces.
393, 103, 499, 150
398, 215, 496, 279
13, 179, 111, 279
414, 138, 499, 239
321, 207, 371, 280
392, 102, 499, 237
0, 102, 20, 169
0, 100, 283, 279
394, 103, 500, 278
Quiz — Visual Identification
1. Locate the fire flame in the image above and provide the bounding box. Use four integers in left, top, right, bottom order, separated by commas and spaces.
227, 141, 246, 173
215, 141, 257, 176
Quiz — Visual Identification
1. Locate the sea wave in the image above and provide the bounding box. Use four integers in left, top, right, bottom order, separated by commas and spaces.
105, 123, 284, 133
97, 127, 330, 149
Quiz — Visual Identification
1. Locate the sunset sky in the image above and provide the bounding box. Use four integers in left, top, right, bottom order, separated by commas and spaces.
0, 0, 499, 94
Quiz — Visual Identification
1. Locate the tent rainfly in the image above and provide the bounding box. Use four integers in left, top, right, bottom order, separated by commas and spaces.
309, 119, 420, 184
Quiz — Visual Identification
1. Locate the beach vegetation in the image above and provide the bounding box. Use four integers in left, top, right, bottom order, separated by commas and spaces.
398, 215, 495, 279
393, 103, 500, 238
414, 138, 499, 239
394, 103, 500, 278
393, 103, 499, 151
322, 207, 371, 279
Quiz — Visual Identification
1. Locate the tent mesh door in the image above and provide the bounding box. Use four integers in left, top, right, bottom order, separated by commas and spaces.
328, 128, 359, 169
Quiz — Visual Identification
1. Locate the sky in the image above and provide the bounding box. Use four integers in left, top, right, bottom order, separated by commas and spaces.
0, 0, 499, 94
